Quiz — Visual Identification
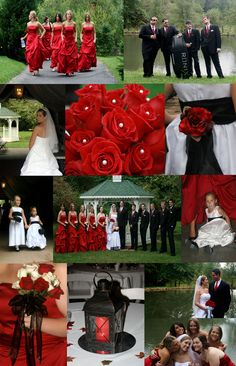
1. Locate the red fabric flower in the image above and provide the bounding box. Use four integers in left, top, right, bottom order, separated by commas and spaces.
33, 277, 49, 292
19, 276, 34, 291
124, 143, 154, 175
49, 286, 64, 299
205, 300, 216, 308
179, 107, 213, 137
38, 264, 55, 275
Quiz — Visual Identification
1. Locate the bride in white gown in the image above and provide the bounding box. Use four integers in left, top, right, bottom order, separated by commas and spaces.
21, 108, 62, 176
106, 204, 121, 250
193, 275, 213, 318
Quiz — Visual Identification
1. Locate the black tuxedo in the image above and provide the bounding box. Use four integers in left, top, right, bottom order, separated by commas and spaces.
149, 209, 160, 251
167, 205, 177, 256
139, 24, 161, 77
201, 24, 224, 78
183, 28, 201, 77
117, 207, 128, 249
160, 25, 178, 76
140, 210, 149, 251
129, 210, 139, 250
209, 280, 231, 318
159, 207, 168, 252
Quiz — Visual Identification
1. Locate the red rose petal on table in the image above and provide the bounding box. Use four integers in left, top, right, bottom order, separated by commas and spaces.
33, 277, 49, 292
19, 276, 34, 291
65, 161, 83, 176
38, 264, 55, 274
124, 143, 154, 175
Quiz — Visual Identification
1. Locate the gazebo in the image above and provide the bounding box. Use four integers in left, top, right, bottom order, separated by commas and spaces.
0, 103, 20, 142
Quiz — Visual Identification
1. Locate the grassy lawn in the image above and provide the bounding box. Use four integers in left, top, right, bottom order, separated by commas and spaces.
53, 222, 181, 263
5, 131, 31, 148
124, 69, 236, 84
0, 56, 25, 83
98, 56, 123, 82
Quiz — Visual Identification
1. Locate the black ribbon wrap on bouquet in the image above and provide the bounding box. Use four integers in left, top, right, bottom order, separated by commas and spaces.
8, 293, 48, 366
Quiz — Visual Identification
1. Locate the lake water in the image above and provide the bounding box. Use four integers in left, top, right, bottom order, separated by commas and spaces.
125, 35, 236, 76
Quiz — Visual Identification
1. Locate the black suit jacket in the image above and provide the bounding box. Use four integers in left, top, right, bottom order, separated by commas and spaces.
201, 24, 221, 54
139, 24, 161, 53
160, 25, 178, 51
129, 211, 139, 228
117, 207, 128, 227
140, 210, 150, 229
167, 206, 177, 228
183, 28, 200, 52
209, 280, 231, 314
150, 209, 160, 231
159, 208, 168, 227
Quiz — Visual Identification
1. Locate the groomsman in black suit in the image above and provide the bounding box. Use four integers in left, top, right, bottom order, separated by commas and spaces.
129, 203, 139, 250
139, 16, 161, 77
167, 199, 177, 256
117, 201, 128, 249
160, 18, 179, 76
149, 203, 160, 252
159, 200, 168, 253
139, 203, 149, 251
183, 20, 201, 78
209, 269, 231, 318
201, 15, 224, 78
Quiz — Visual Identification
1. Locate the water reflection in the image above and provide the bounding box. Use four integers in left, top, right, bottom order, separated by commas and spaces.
125, 35, 236, 76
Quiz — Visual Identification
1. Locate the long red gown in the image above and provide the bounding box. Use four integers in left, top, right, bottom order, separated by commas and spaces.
77, 214, 88, 252
57, 25, 78, 74
25, 25, 47, 72
96, 215, 107, 250
50, 25, 62, 69
42, 24, 52, 59
0, 283, 66, 365
87, 214, 97, 251
67, 212, 78, 252
78, 26, 97, 71
55, 212, 67, 253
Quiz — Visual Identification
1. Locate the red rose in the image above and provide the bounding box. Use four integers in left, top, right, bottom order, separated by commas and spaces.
123, 84, 150, 109
205, 300, 216, 308
48, 286, 64, 299
102, 89, 125, 112
68, 129, 95, 155
75, 84, 106, 103
127, 109, 153, 140
65, 161, 83, 175
143, 129, 166, 174
33, 277, 49, 292
19, 276, 34, 291
124, 143, 154, 175
38, 264, 55, 275
179, 107, 213, 137
101, 107, 138, 152
133, 94, 165, 130
80, 137, 123, 175
65, 109, 77, 135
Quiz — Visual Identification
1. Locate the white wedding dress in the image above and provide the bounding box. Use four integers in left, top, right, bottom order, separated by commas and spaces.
106, 213, 121, 250
195, 206, 234, 248
165, 84, 236, 174
9, 207, 25, 246
26, 215, 47, 249
193, 292, 211, 318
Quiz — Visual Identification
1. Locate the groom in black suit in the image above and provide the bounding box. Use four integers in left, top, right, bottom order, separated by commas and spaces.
183, 20, 201, 78
201, 15, 224, 78
117, 200, 128, 249
160, 18, 179, 76
139, 16, 161, 77
209, 268, 231, 318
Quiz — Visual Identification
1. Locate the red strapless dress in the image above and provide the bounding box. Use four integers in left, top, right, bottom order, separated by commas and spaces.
0, 283, 66, 366
55, 212, 68, 253
42, 25, 52, 59
87, 215, 98, 251
204, 354, 235, 366
57, 25, 78, 74
77, 215, 88, 252
145, 349, 161, 366
96, 216, 107, 250
50, 25, 62, 68
67, 212, 78, 252
25, 25, 47, 72
78, 26, 97, 71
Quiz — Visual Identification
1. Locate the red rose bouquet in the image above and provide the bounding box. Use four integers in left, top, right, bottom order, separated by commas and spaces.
205, 299, 216, 308
179, 107, 213, 137
65, 84, 165, 175
9, 264, 64, 366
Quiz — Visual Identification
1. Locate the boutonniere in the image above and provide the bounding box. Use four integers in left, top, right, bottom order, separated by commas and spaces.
211, 29, 214, 32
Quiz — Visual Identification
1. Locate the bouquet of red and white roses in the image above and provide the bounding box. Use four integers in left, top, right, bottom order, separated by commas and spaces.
65, 84, 165, 176
9, 264, 64, 366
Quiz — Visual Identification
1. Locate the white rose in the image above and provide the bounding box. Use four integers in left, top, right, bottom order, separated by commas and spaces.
24, 264, 40, 280
17, 268, 27, 279
12, 280, 21, 289
42, 272, 54, 284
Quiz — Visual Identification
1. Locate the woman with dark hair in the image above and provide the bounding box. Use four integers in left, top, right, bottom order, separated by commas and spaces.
96, 206, 107, 250
208, 326, 227, 352
78, 13, 97, 72
187, 318, 208, 339
145, 336, 180, 366
55, 204, 68, 253
87, 206, 97, 251
192, 335, 235, 366
50, 13, 63, 71
192, 275, 212, 318
77, 205, 88, 252
67, 203, 78, 252
169, 322, 186, 337
42, 16, 52, 59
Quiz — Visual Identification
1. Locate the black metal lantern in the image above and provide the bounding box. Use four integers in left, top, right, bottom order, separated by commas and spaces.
78, 272, 136, 354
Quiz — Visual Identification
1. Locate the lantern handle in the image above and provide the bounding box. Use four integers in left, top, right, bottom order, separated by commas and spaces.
93, 271, 113, 288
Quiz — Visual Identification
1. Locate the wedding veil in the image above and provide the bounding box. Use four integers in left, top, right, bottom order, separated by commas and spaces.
192, 275, 203, 315
44, 107, 59, 153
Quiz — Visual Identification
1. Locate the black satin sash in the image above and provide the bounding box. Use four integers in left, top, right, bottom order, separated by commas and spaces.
208, 216, 223, 222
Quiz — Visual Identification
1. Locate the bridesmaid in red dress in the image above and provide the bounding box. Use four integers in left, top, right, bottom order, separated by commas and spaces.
55, 204, 68, 254
0, 263, 67, 366
67, 203, 78, 252
87, 206, 98, 251
77, 205, 88, 252
50, 13, 63, 72
21, 11, 46, 76
96, 206, 107, 250
42, 17, 52, 60
78, 13, 97, 72
57, 10, 78, 76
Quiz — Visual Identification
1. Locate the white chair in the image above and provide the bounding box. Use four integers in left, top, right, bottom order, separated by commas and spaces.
67, 273, 93, 301
121, 288, 144, 301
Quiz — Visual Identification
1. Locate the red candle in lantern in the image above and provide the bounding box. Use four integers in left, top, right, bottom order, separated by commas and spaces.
95, 317, 109, 342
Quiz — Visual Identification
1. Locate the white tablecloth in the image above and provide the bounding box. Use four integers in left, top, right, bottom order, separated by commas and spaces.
67, 302, 144, 366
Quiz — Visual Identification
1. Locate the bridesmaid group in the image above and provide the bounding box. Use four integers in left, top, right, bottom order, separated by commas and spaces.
21, 10, 97, 76
55, 204, 107, 253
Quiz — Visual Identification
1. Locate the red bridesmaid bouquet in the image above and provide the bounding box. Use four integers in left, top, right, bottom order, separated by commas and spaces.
179, 107, 213, 137
65, 84, 165, 175
205, 299, 216, 308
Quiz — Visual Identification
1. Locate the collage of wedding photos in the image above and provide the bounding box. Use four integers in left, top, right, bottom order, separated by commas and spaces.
0, 0, 236, 365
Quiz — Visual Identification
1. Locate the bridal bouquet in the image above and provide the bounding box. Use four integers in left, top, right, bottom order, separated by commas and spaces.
179, 107, 213, 137
9, 264, 64, 366
65, 84, 165, 175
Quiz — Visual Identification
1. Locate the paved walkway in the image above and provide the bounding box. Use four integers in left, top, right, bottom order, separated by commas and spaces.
9, 60, 116, 84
